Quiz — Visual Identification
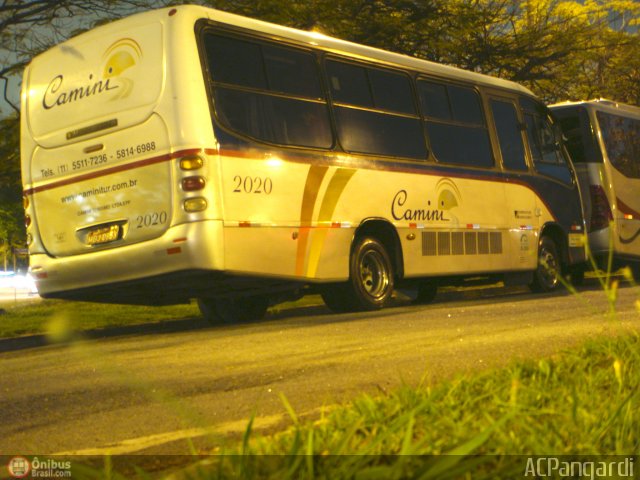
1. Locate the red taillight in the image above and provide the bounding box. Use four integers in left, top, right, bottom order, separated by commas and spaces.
589, 185, 613, 232
181, 176, 205, 191
25, 215, 31, 228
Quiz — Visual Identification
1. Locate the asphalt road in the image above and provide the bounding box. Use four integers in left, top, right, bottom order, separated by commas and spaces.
1, 280, 638, 458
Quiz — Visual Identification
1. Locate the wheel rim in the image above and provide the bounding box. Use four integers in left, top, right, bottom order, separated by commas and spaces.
358, 249, 390, 300
539, 246, 559, 289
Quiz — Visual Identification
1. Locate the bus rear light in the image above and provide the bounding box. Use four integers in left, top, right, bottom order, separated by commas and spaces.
181, 176, 206, 191
183, 197, 207, 212
179, 156, 203, 171
23, 195, 29, 209
25, 215, 31, 228
26, 234, 33, 246
589, 185, 613, 232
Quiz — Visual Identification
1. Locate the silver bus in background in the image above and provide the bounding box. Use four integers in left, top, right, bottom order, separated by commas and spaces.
551, 99, 640, 273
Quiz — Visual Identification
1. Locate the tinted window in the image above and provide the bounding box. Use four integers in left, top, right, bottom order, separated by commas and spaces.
449, 85, 484, 125
368, 69, 415, 114
491, 99, 527, 171
327, 61, 373, 107
597, 111, 640, 179
418, 80, 493, 167
327, 59, 426, 158
554, 107, 603, 164
426, 122, 493, 167
206, 35, 266, 89
204, 33, 332, 149
418, 81, 450, 120
214, 89, 332, 148
335, 107, 426, 158
521, 98, 572, 183
263, 45, 323, 98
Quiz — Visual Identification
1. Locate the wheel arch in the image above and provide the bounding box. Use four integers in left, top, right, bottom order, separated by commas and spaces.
353, 218, 404, 280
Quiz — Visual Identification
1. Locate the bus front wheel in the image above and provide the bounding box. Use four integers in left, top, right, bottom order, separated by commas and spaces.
530, 236, 561, 293
197, 296, 269, 324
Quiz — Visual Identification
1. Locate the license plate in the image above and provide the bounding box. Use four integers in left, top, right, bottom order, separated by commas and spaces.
86, 224, 121, 246
568, 233, 586, 248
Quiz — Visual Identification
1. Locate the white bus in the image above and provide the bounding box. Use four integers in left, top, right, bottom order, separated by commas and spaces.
551, 100, 640, 272
21, 5, 586, 323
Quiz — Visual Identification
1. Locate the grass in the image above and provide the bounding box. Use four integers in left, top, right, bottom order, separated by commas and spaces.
0, 299, 200, 338
178, 333, 639, 479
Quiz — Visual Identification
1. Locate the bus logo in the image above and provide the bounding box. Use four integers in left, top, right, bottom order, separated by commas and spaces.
42, 38, 142, 110
391, 178, 461, 223
102, 38, 142, 100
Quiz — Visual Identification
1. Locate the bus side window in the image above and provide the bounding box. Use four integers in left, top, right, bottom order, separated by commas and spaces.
205, 33, 333, 149
521, 97, 572, 184
418, 80, 493, 168
596, 111, 640, 179
490, 99, 527, 171
326, 59, 426, 159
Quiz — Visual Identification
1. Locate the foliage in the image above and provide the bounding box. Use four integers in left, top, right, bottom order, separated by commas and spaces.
198, 0, 640, 104
0, 114, 24, 259
185, 333, 640, 479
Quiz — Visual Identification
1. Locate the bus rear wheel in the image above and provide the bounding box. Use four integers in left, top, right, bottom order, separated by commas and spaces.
197, 295, 269, 324
322, 236, 394, 312
530, 236, 561, 293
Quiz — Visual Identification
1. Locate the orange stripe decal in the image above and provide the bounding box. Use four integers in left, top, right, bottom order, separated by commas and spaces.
306, 168, 357, 277
295, 165, 329, 276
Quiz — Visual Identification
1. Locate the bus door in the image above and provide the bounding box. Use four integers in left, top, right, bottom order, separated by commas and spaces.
488, 95, 538, 270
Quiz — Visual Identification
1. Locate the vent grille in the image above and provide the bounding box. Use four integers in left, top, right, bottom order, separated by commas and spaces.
422, 231, 503, 256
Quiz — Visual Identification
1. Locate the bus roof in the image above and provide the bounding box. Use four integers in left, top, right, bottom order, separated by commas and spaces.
37, 4, 535, 98
550, 99, 640, 118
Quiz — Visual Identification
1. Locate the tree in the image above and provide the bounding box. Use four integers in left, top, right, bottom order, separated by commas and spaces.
0, 0, 169, 114
198, 0, 639, 105
0, 114, 24, 269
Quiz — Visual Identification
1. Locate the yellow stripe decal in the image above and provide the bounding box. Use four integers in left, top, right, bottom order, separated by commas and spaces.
295, 165, 329, 276
306, 168, 357, 277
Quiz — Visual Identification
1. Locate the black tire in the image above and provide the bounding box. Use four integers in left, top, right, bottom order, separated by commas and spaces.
197, 295, 269, 324
414, 280, 437, 304
350, 236, 394, 310
320, 286, 352, 313
321, 236, 395, 313
566, 266, 585, 287
529, 236, 561, 293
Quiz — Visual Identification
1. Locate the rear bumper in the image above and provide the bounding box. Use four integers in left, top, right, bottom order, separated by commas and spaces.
31, 220, 226, 303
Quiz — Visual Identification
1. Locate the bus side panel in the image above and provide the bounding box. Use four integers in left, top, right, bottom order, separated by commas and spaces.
220, 155, 548, 281
607, 166, 640, 261
527, 174, 585, 265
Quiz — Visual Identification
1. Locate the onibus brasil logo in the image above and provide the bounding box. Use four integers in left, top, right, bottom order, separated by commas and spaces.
7, 456, 72, 478
42, 38, 142, 110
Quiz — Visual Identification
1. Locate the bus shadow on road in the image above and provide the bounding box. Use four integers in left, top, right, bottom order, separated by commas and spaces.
1, 275, 632, 353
